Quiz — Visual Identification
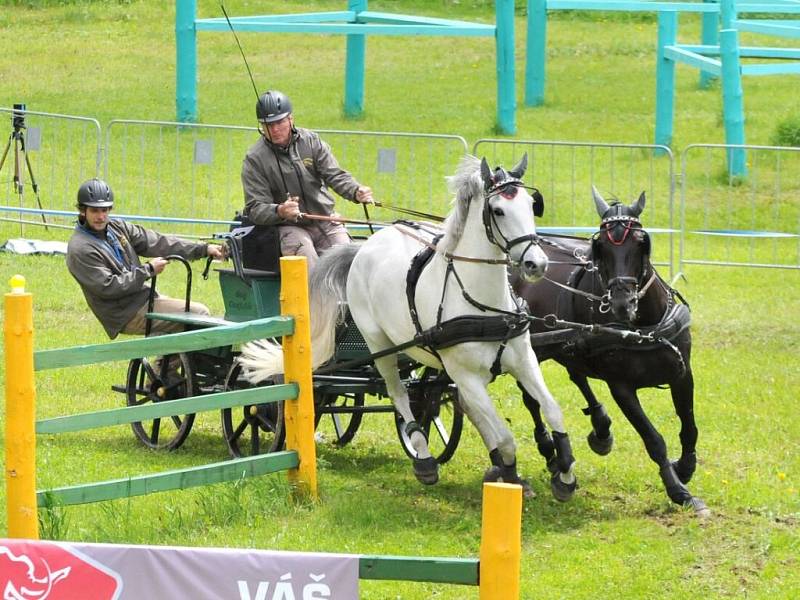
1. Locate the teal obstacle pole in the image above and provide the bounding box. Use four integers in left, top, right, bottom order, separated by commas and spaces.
496, 0, 517, 134
345, 0, 367, 118
655, 11, 678, 153
175, 0, 515, 134
176, 0, 197, 123
526, 0, 548, 107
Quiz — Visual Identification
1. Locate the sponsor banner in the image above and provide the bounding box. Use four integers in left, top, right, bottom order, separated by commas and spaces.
1, 538, 359, 599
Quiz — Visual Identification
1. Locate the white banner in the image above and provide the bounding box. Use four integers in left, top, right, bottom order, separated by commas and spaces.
0, 539, 359, 599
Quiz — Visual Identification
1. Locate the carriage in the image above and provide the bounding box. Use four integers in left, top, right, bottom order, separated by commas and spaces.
113, 224, 464, 464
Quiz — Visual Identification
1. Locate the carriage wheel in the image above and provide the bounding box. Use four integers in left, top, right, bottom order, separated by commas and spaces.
125, 353, 196, 451
221, 363, 285, 458
394, 386, 463, 464
313, 392, 365, 447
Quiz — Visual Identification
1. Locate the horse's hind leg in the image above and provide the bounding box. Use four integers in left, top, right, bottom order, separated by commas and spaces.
373, 354, 439, 485
608, 383, 707, 515
568, 370, 614, 456
670, 370, 698, 485
517, 382, 557, 474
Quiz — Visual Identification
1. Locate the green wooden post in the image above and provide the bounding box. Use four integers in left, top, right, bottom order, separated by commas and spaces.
345, 0, 367, 118
496, 0, 516, 135
176, 0, 198, 123
700, 0, 720, 89
526, 0, 547, 106
654, 11, 677, 153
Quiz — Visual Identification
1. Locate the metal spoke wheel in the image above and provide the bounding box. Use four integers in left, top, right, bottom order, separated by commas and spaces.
395, 385, 463, 464
221, 363, 285, 458
314, 392, 365, 447
125, 353, 196, 450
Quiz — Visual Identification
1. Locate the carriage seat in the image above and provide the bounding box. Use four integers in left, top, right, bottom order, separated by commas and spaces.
216, 267, 281, 323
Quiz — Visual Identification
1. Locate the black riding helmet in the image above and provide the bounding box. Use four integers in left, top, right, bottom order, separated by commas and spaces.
256, 90, 292, 123
77, 178, 114, 208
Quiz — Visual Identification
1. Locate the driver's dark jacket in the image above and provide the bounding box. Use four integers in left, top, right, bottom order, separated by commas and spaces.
66, 220, 208, 338
241, 127, 361, 226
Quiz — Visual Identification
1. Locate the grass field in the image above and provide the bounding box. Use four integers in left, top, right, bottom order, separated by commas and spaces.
1, 1, 800, 598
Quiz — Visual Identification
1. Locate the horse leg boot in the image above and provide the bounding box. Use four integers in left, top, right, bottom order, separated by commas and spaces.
570, 372, 614, 455
550, 431, 578, 502
483, 449, 535, 499
517, 383, 557, 474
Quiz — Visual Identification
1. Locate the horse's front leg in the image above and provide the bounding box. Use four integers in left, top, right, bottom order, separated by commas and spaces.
373, 354, 439, 485
568, 369, 614, 456
669, 369, 698, 485
504, 341, 577, 502
607, 382, 708, 516
445, 362, 534, 497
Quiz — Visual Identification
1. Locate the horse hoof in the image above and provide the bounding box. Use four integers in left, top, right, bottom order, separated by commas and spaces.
684, 496, 711, 518
587, 430, 613, 456
550, 472, 577, 502
483, 465, 502, 483
519, 478, 536, 499
413, 456, 439, 485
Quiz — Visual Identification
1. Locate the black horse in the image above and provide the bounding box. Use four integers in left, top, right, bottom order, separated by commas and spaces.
512, 188, 708, 515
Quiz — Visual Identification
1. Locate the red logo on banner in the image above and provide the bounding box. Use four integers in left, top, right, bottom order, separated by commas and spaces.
0, 540, 121, 600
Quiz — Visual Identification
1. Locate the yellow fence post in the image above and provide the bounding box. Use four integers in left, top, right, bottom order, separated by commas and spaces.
4, 275, 39, 539
279, 257, 318, 501
479, 482, 521, 599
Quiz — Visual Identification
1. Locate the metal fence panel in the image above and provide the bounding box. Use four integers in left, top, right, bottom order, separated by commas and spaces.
473, 139, 676, 274
0, 107, 101, 232
104, 120, 468, 237
680, 144, 800, 270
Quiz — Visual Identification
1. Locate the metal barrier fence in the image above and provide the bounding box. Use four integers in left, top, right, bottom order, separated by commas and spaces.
680, 143, 800, 270
474, 138, 677, 275
3, 106, 800, 272
104, 119, 468, 236
0, 107, 101, 231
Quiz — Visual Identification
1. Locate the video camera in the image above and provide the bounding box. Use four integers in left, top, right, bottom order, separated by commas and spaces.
12, 103, 26, 131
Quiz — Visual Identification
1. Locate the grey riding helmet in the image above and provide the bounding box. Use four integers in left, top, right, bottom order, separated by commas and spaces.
77, 178, 114, 208
256, 90, 292, 123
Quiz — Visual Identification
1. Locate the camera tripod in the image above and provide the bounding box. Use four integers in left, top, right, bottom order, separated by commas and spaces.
0, 105, 48, 229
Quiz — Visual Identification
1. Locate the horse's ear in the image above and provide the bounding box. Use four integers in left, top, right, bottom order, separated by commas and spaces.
480, 157, 493, 190
508, 152, 528, 179
592, 185, 610, 217
631, 191, 646, 217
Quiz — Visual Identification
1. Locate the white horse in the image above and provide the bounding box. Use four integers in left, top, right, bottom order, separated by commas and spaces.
240, 154, 577, 499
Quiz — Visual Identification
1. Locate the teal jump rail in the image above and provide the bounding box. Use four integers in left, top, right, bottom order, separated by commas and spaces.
177, 0, 518, 134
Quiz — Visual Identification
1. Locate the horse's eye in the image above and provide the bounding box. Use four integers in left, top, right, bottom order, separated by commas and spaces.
493, 207, 505, 217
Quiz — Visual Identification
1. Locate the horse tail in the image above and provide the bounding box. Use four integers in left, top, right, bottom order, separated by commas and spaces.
239, 244, 360, 383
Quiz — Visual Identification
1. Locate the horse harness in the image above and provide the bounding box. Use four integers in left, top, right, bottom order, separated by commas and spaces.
533, 233, 692, 374
398, 216, 532, 380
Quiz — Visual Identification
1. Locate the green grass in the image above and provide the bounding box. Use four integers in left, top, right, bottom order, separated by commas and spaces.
1, 1, 800, 598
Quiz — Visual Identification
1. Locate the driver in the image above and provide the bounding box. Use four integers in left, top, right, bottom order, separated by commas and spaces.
66, 178, 226, 338
241, 90, 374, 269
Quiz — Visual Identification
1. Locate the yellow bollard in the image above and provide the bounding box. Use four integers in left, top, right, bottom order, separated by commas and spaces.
479, 482, 522, 599
279, 257, 318, 501
4, 274, 39, 539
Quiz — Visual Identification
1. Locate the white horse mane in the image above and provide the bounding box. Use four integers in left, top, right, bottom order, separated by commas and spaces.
441, 155, 484, 255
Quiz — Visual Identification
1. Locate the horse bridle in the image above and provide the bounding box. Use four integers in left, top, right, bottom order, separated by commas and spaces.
481, 181, 543, 268
592, 215, 656, 313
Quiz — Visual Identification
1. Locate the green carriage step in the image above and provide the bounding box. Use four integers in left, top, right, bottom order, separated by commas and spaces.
146, 311, 235, 328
